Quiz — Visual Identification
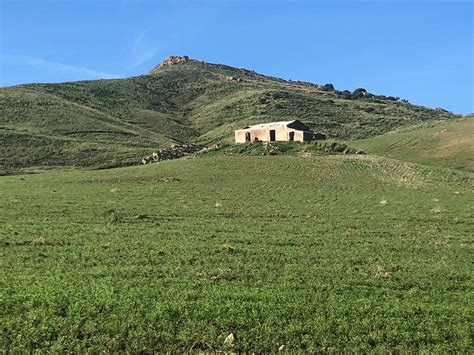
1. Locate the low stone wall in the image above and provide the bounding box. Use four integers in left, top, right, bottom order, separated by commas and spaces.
324, 142, 364, 155
142, 144, 219, 164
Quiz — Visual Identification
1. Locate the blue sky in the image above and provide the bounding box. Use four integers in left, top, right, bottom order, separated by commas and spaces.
1, 0, 472, 113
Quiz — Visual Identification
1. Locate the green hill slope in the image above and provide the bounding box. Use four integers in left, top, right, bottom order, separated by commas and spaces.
350, 116, 474, 172
1, 154, 472, 352
0, 56, 459, 171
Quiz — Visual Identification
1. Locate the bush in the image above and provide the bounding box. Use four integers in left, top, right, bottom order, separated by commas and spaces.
351, 88, 367, 100
335, 89, 352, 100
353, 88, 367, 95
342, 90, 352, 100
321, 84, 335, 91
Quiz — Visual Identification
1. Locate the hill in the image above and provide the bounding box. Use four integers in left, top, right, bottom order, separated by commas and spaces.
350, 116, 474, 172
0, 56, 460, 172
1, 154, 472, 352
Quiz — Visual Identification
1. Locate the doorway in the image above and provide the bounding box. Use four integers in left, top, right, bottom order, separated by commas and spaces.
269, 130, 276, 141
289, 132, 295, 141
245, 132, 251, 142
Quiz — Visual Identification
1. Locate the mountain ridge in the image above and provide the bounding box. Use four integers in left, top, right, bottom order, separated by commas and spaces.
0, 55, 461, 172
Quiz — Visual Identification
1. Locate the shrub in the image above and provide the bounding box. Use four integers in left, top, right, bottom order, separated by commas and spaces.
321, 83, 335, 91
353, 88, 367, 94
342, 90, 352, 100
351, 88, 367, 100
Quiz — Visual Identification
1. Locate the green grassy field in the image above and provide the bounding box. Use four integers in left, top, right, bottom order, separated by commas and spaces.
350, 116, 474, 172
1, 153, 472, 352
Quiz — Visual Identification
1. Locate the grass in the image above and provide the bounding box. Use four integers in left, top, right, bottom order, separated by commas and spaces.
0, 58, 460, 172
1, 154, 472, 352
350, 117, 474, 172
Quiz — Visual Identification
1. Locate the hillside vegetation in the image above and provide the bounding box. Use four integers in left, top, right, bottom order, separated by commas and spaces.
350, 116, 474, 172
0, 56, 459, 172
1, 154, 472, 352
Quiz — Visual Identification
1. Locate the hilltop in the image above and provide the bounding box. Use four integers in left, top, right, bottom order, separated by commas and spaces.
0, 55, 460, 172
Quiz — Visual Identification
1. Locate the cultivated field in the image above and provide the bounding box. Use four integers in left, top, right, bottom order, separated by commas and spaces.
351, 116, 474, 172
1, 154, 473, 352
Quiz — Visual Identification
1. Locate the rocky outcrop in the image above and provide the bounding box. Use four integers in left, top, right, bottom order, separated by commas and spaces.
148, 56, 190, 74
141, 144, 219, 164
159, 55, 189, 67
324, 142, 364, 155
224, 76, 242, 82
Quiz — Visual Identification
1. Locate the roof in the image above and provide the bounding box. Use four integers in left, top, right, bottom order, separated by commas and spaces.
240, 120, 299, 130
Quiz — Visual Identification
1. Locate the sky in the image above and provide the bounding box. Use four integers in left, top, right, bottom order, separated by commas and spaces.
0, 0, 472, 114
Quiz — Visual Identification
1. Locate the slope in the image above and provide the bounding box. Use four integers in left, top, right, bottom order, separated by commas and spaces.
350, 116, 474, 172
0, 56, 460, 172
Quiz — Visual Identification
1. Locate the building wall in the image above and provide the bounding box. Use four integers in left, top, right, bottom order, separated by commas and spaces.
295, 130, 305, 142
235, 130, 246, 143
235, 127, 310, 143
